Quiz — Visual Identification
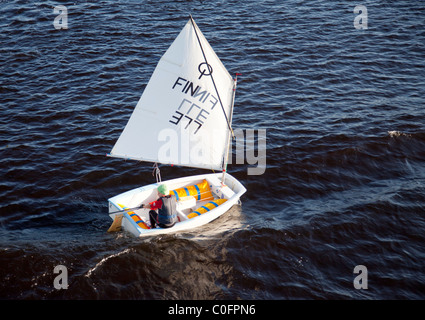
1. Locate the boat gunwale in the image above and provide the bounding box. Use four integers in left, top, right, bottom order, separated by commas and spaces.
108, 173, 246, 237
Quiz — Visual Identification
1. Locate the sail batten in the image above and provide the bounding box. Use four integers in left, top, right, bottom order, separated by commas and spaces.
110, 18, 234, 171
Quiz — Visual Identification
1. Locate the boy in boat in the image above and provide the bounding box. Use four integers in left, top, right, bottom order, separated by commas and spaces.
143, 184, 177, 228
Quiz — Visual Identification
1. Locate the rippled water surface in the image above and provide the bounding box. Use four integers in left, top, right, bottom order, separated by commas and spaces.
1, 0, 425, 299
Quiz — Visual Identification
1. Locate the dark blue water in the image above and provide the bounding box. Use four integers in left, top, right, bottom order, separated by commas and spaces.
1, 0, 425, 300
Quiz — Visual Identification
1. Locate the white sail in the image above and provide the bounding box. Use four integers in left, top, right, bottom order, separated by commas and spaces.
109, 18, 235, 171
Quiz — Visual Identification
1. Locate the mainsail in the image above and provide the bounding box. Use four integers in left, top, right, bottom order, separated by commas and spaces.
109, 18, 235, 171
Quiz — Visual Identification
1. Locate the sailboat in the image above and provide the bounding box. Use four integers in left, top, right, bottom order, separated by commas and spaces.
106, 17, 246, 237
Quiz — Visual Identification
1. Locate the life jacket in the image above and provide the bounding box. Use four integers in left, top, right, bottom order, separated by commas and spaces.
157, 195, 177, 228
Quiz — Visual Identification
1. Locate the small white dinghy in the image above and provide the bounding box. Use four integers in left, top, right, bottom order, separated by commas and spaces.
108, 173, 246, 237
107, 17, 246, 237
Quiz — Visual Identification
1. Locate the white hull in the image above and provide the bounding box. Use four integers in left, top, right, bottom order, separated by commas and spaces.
108, 173, 246, 237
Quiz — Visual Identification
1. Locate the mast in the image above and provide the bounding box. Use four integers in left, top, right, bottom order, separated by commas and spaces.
189, 15, 237, 184
221, 73, 239, 185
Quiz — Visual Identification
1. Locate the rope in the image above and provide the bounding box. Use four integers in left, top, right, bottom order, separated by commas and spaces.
152, 162, 161, 183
